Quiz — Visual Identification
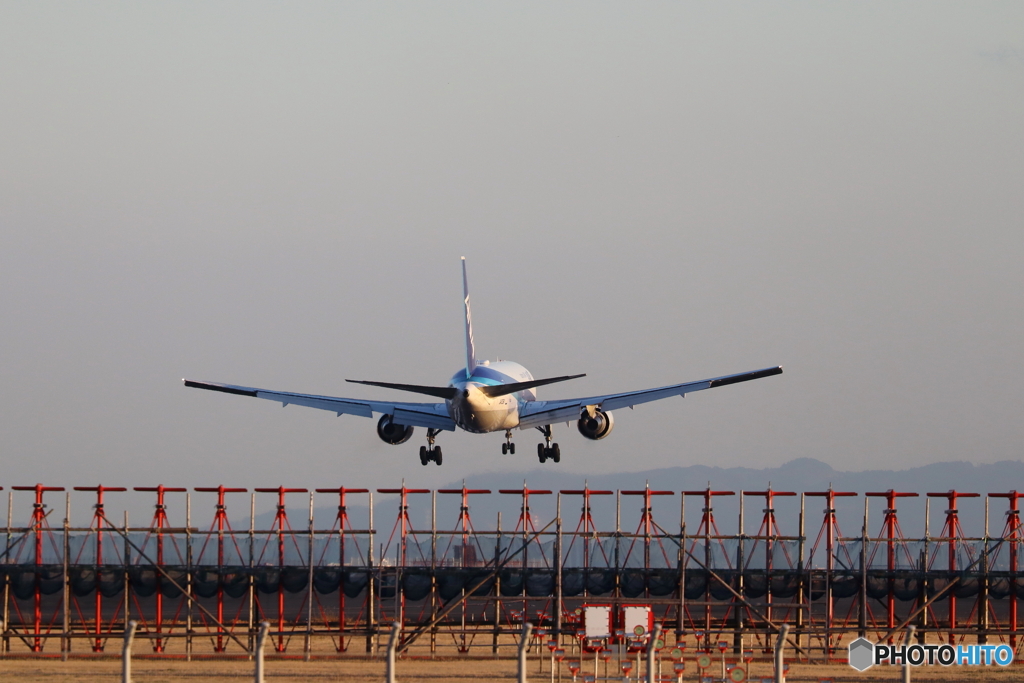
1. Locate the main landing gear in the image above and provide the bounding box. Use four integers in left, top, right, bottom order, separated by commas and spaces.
501, 430, 516, 455
419, 428, 442, 466
536, 425, 560, 463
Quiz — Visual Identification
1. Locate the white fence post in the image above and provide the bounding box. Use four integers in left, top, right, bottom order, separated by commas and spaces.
255, 621, 270, 683
903, 625, 916, 683
646, 624, 662, 683
774, 624, 789, 683
518, 622, 534, 683
122, 620, 137, 683
386, 621, 401, 683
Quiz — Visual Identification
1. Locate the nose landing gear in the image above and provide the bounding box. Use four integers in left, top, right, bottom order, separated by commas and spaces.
536, 425, 560, 463
501, 430, 516, 455
419, 429, 443, 466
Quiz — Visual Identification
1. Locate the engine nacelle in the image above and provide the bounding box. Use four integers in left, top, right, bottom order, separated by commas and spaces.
377, 414, 414, 445
577, 408, 614, 440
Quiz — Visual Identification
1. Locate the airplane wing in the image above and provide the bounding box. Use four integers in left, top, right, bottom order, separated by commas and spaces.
183, 380, 457, 431
516, 366, 782, 430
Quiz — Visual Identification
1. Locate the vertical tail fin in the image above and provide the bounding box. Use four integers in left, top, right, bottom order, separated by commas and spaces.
462, 257, 477, 378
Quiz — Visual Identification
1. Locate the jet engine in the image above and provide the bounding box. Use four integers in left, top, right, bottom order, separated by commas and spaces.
577, 407, 614, 440
377, 415, 414, 445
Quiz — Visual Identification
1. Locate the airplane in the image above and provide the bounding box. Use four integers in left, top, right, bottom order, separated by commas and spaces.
184, 258, 782, 466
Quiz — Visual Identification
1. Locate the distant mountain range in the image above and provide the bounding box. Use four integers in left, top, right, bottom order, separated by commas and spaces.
246, 458, 1024, 540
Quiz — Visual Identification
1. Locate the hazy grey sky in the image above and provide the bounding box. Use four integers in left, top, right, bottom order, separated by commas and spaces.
1, 3, 1022, 507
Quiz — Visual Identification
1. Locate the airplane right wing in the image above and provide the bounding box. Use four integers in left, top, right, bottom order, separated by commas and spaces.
183, 380, 457, 431
516, 366, 782, 429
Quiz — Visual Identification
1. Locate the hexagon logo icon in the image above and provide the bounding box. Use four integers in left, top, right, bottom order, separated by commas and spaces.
848, 637, 875, 671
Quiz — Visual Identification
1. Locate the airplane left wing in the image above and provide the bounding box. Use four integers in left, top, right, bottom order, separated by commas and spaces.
183, 380, 457, 431
516, 366, 782, 430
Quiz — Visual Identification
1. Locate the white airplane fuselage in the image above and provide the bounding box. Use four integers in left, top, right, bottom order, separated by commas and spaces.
445, 360, 534, 433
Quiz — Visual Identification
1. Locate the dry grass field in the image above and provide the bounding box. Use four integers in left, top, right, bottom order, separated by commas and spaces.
0, 630, 1016, 682
0, 655, 1020, 683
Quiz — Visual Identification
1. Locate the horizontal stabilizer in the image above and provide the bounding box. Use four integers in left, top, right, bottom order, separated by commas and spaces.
478, 374, 586, 398
346, 379, 457, 400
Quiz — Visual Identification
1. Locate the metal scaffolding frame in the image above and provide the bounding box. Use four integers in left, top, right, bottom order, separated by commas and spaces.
0, 483, 1022, 661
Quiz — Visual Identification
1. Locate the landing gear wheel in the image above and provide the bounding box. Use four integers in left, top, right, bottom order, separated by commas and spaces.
509, 443, 515, 455
501, 443, 508, 455
422, 428, 442, 465
536, 425, 555, 462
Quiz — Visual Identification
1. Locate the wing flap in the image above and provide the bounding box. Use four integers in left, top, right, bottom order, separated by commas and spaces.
393, 407, 456, 431
516, 402, 588, 429
255, 391, 375, 418
598, 381, 709, 411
